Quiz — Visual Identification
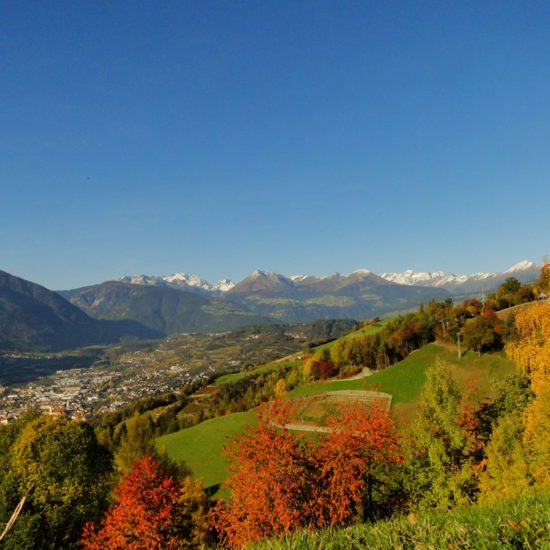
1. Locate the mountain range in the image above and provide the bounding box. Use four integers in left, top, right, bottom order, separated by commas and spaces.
381, 260, 540, 294
61, 268, 450, 329
0, 259, 541, 352
117, 273, 235, 295
59, 281, 269, 336
108, 260, 540, 297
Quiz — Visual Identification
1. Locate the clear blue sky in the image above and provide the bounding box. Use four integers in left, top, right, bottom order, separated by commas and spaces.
1, 1, 549, 289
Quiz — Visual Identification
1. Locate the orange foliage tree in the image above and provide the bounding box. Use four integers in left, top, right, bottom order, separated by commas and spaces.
209, 399, 314, 549
81, 455, 207, 549
210, 398, 402, 548
312, 402, 402, 526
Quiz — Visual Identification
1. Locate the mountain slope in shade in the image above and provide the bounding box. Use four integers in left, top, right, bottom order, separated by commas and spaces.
381, 260, 541, 293
0, 270, 161, 351
66, 281, 270, 335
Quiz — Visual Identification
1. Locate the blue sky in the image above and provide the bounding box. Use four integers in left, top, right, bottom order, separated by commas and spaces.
1, 1, 549, 289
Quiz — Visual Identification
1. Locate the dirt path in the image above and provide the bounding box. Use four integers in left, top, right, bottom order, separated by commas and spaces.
332, 367, 373, 381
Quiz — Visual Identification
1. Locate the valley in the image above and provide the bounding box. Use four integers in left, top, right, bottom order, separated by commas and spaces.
0, 320, 357, 422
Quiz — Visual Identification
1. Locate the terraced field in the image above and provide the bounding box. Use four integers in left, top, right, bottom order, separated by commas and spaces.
288, 390, 392, 431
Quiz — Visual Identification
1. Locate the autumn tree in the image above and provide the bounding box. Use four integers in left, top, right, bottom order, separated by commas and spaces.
114, 412, 156, 473
462, 310, 502, 354
82, 455, 208, 549
210, 399, 313, 549
11, 415, 113, 548
0, 409, 44, 549
403, 358, 473, 509
312, 402, 401, 526
478, 412, 530, 504
537, 260, 550, 292
504, 302, 550, 489
273, 378, 287, 398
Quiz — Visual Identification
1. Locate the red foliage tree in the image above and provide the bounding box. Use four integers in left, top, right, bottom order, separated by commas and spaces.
81, 455, 206, 549
312, 402, 402, 527
209, 399, 314, 549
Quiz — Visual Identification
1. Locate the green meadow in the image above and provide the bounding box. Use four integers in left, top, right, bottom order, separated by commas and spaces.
155, 410, 257, 494
289, 344, 516, 405
313, 320, 388, 351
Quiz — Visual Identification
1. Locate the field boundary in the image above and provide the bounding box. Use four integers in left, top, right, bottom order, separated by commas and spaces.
283, 390, 392, 433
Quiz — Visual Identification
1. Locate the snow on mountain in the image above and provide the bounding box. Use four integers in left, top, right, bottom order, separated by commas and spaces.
380, 260, 540, 292
118, 273, 235, 294
212, 279, 235, 292
504, 260, 538, 273
163, 273, 212, 291
117, 260, 540, 297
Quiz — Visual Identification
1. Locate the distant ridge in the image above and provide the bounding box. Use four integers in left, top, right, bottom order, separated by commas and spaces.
116, 273, 235, 294
111, 260, 540, 297
381, 260, 540, 293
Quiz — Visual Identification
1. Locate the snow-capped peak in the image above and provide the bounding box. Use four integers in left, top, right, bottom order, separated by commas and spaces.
504, 260, 537, 273
380, 260, 540, 291
212, 279, 235, 292
380, 270, 458, 286
118, 272, 234, 294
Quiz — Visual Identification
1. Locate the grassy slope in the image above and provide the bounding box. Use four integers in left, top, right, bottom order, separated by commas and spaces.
212, 360, 301, 386
314, 320, 389, 351
155, 410, 257, 493
288, 344, 517, 413
252, 494, 550, 549
213, 321, 388, 386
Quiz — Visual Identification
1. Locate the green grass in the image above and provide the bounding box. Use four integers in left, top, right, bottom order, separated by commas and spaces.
213, 360, 300, 386
252, 493, 550, 549
155, 410, 257, 494
314, 321, 388, 351
288, 344, 439, 405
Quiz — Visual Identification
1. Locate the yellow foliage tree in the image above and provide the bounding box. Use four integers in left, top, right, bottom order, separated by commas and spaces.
537, 260, 550, 292
505, 302, 550, 489
274, 378, 287, 398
